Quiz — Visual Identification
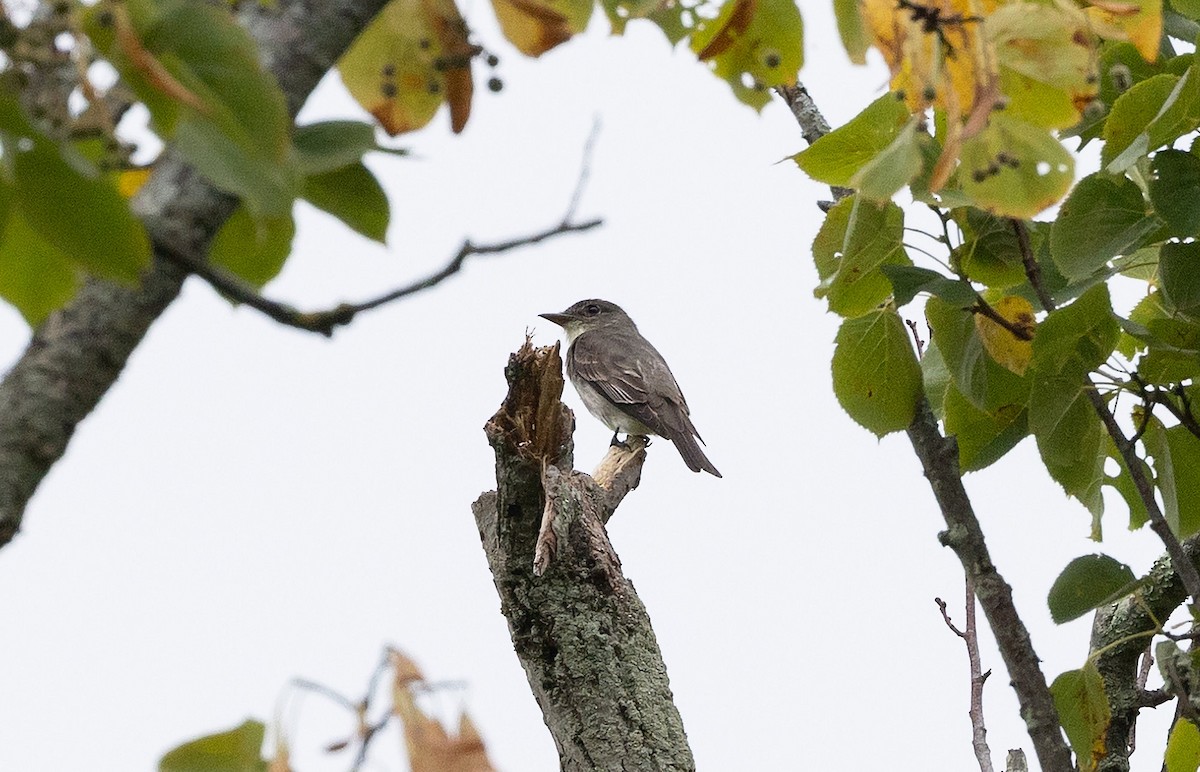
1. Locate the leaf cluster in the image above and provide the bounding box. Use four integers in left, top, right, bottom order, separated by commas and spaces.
798, 3, 1200, 770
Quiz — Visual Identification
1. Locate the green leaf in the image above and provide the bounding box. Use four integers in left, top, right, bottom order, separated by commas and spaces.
944, 384, 1028, 471
1030, 374, 1106, 514
925, 296, 1031, 412
922, 339, 951, 422
811, 196, 909, 318
293, 120, 395, 175
1031, 285, 1120, 376
1141, 314, 1200, 383
833, 0, 868, 64
159, 719, 266, 772
1150, 149, 1200, 236
849, 118, 924, 201
794, 95, 910, 187
0, 95, 150, 285
1166, 717, 1200, 772
1028, 285, 1119, 514
1104, 67, 1200, 173
1048, 554, 1138, 623
173, 119, 294, 218
1174, 0, 1200, 20
1106, 437, 1151, 532
959, 114, 1074, 218
302, 162, 390, 243
1050, 173, 1160, 281
951, 208, 1028, 289
881, 265, 977, 309
1143, 417, 1200, 537
84, 0, 296, 216
689, 0, 803, 110
602, 0, 691, 42
1050, 663, 1111, 772
988, 1, 1098, 130
1161, 241, 1200, 314
0, 190, 80, 326
208, 207, 295, 288
831, 308, 923, 437
1070, 42, 1171, 144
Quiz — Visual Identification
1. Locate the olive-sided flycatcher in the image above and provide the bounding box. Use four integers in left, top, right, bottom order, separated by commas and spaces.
539, 299, 721, 477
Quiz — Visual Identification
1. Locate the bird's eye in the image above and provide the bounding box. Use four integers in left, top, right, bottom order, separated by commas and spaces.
584, 304, 601, 316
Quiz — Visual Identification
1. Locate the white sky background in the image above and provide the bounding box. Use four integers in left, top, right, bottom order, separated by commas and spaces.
0, 3, 1184, 771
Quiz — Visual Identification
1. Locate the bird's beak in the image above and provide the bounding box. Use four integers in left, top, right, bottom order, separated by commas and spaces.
539, 312, 574, 327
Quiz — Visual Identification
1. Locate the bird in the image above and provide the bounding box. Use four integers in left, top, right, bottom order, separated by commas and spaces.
539, 299, 721, 477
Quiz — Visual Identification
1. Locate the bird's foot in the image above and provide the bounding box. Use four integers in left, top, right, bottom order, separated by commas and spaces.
610, 433, 651, 449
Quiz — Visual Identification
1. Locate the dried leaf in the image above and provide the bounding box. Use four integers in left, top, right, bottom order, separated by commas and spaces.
492, 0, 592, 57
389, 649, 497, 772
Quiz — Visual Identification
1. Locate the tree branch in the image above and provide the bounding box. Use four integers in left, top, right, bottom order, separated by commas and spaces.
1009, 219, 1200, 606
908, 399, 1074, 772
1090, 536, 1200, 771
159, 216, 602, 337
161, 118, 605, 336
0, 0, 394, 547
776, 85, 1073, 772
472, 340, 693, 770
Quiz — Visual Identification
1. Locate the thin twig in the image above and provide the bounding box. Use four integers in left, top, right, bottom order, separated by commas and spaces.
972, 298, 1033, 341
937, 578, 996, 772
566, 116, 601, 221
1009, 220, 1052, 310
160, 216, 602, 337
1129, 648, 1156, 753
906, 318, 926, 357
162, 126, 605, 336
1131, 373, 1200, 441
1009, 217, 1200, 607
290, 677, 360, 713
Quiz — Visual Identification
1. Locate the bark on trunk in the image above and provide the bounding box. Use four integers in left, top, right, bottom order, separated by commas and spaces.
0, 0, 392, 546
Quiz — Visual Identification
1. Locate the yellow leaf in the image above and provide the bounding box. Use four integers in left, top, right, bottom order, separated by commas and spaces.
987, 2, 1098, 129
859, 0, 998, 117
337, 0, 476, 136
975, 295, 1036, 375
491, 0, 592, 57
1086, 0, 1162, 63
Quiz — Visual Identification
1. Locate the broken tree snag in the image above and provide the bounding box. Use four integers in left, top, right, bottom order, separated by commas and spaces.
473, 340, 694, 772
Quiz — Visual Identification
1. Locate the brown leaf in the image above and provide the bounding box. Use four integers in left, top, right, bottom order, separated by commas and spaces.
422, 0, 475, 133
389, 648, 498, 772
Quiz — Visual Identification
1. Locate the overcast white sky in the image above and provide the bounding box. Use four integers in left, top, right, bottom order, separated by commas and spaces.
0, 4, 1182, 771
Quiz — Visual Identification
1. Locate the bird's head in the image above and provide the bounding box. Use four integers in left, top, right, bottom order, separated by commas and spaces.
539, 299, 634, 342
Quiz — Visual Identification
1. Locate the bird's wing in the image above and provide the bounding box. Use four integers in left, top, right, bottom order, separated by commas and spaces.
570, 331, 701, 441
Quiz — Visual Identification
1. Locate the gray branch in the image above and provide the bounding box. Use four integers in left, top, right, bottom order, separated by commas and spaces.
473, 340, 693, 771
907, 400, 1074, 772
1090, 536, 1200, 772
0, 0, 392, 545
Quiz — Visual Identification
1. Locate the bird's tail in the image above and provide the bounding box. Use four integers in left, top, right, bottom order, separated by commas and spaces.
671, 431, 722, 478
